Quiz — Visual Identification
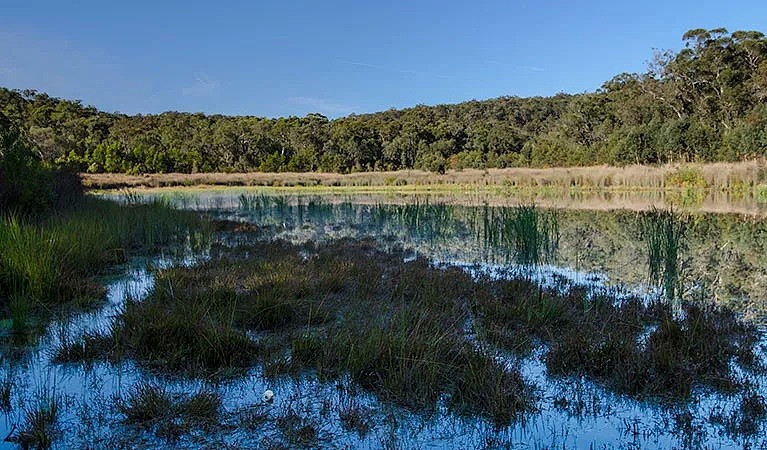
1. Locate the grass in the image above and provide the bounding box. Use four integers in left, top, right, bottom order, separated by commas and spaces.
10, 385, 61, 450
471, 275, 761, 400
643, 208, 686, 301
337, 395, 373, 437
54, 234, 763, 427
709, 391, 767, 439
0, 194, 210, 358
0, 195, 209, 308
64, 239, 537, 425
117, 382, 222, 441
276, 404, 319, 447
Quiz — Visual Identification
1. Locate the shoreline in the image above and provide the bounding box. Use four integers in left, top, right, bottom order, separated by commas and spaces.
80, 161, 767, 192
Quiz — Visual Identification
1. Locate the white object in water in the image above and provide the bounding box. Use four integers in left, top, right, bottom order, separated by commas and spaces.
263, 389, 274, 402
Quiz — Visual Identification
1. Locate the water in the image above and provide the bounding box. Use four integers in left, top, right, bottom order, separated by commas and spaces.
126, 189, 767, 323
2, 190, 766, 448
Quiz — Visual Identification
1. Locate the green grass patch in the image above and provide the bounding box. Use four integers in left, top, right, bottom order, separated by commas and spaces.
0, 196, 209, 308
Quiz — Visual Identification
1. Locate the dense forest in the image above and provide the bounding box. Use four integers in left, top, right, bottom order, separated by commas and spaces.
1, 28, 766, 174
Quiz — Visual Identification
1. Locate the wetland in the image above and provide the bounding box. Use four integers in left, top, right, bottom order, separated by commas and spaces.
2, 187, 767, 449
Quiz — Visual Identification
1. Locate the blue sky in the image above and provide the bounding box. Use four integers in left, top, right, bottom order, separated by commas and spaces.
1, 0, 765, 118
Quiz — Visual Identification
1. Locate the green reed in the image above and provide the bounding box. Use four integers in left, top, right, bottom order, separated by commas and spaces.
0, 196, 209, 308
643, 208, 686, 302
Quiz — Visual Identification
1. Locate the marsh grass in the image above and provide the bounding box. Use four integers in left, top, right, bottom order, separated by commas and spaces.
472, 275, 760, 399
117, 382, 222, 441
67, 239, 536, 425
11, 385, 61, 450
61, 235, 762, 425
710, 391, 767, 439
276, 404, 320, 447
0, 196, 209, 310
111, 294, 260, 375
337, 395, 373, 437
80, 161, 767, 195
642, 208, 686, 302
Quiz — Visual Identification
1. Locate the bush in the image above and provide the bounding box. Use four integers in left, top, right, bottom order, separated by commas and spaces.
0, 127, 55, 214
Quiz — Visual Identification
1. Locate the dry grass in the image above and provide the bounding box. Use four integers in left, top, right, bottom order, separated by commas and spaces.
80, 160, 767, 191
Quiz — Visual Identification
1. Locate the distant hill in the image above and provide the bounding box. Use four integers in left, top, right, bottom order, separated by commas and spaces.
2, 28, 766, 174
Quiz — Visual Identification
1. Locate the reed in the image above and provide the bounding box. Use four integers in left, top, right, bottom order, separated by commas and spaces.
0, 196, 209, 309
643, 208, 686, 302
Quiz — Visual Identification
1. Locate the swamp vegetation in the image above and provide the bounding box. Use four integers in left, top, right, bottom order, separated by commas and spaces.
3, 123, 767, 448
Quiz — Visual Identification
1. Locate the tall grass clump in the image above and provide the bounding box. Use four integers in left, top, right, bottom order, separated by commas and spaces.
474, 203, 559, 265
0, 216, 64, 302
642, 208, 686, 302
0, 197, 209, 307
507, 204, 559, 265
117, 382, 222, 442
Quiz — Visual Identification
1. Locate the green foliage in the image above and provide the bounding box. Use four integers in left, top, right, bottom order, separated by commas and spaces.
0, 127, 55, 213
2, 28, 767, 172
665, 166, 707, 189
0, 197, 209, 307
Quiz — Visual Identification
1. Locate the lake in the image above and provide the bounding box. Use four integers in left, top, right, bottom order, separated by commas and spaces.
1, 188, 766, 449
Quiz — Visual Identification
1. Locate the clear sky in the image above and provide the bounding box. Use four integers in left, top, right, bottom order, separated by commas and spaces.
1, 0, 765, 118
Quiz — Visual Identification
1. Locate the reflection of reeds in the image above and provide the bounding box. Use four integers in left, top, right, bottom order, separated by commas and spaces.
643, 208, 686, 302
509, 204, 559, 266
474, 204, 559, 266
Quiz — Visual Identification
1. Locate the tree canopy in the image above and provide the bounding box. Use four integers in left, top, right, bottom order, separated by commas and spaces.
2, 28, 766, 174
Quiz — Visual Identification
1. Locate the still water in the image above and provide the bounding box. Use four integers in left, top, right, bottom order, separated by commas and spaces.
1, 189, 766, 449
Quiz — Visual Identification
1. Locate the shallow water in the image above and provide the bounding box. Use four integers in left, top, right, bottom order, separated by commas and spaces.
124, 189, 767, 324
1, 191, 766, 448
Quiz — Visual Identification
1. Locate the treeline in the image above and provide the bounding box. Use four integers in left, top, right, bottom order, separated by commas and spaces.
1, 28, 766, 174
0, 118, 81, 214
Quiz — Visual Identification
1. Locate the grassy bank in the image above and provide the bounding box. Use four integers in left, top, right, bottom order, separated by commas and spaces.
0, 196, 209, 332
81, 161, 767, 193
0, 126, 211, 334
